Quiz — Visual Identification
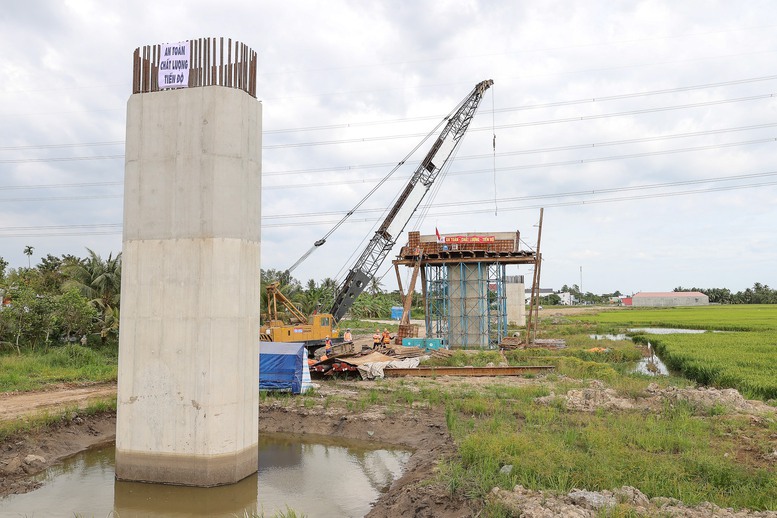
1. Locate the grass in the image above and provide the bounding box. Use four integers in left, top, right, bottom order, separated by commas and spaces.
261, 372, 777, 512
0, 344, 118, 393
578, 304, 777, 332
578, 306, 777, 400
646, 331, 777, 400
441, 390, 777, 511
3, 304, 776, 514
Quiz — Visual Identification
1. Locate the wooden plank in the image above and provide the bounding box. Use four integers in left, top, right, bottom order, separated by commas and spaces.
383, 365, 554, 377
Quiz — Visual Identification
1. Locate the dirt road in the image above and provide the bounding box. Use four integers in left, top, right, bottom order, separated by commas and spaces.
0, 382, 117, 421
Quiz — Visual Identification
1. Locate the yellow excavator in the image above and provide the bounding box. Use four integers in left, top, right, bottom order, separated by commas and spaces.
260, 282, 339, 347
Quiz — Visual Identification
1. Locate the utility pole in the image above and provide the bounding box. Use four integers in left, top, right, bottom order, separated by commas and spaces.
580, 265, 583, 303
525, 208, 544, 344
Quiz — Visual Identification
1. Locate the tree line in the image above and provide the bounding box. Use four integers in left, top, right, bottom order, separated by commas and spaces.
0, 254, 415, 354
537, 282, 777, 305
260, 268, 416, 322
673, 284, 777, 304
0, 249, 121, 353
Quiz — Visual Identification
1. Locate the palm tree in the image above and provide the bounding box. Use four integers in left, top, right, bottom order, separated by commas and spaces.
65, 249, 122, 343
23, 245, 34, 268
368, 277, 383, 296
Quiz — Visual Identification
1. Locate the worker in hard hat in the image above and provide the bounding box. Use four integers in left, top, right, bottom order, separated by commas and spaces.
343, 328, 353, 342
382, 328, 391, 346
372, 329, 381, 349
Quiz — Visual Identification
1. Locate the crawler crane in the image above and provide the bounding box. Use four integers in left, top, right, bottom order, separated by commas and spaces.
261, 79, 494, 346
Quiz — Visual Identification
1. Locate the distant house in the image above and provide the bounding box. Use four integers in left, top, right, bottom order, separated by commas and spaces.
525, 288, 554, 304
632, 291, 709, 307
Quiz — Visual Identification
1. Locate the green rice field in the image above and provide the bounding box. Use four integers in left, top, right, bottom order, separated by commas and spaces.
581, 305, 777, 400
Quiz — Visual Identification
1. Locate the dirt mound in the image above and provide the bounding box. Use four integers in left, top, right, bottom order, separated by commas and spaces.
645, 383, 768, 413
490, 485, 777, 517
536, 380, 774, 415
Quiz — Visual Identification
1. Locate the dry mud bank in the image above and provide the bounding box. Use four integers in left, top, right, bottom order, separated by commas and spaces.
1, 377, 776, 517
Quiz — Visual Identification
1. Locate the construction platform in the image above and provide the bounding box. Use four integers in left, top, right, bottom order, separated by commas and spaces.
392, 230, 538, 349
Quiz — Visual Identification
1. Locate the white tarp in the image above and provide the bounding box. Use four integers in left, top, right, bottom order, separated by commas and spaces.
302, 347, 318, 393
158, 41, 190, 89
357, 357, 422, 380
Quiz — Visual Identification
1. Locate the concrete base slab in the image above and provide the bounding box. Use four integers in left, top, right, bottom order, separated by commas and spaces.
115, 445, 258, 487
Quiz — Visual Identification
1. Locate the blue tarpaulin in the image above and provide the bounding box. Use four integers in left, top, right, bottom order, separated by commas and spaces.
259, 341, 307, 394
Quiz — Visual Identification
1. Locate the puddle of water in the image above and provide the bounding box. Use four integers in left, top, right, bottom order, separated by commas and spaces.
589, 334, 628, 341
633, 342, 670, 376
634, 356, 670, 376
0, 435, 411, 518
628, 327, 707, 334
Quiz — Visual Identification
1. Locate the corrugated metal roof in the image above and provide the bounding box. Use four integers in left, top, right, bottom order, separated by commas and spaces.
633, 292, 706, 298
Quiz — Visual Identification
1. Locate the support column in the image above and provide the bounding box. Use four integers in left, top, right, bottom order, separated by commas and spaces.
116, 85, 261, 486
506, 275, 526, 327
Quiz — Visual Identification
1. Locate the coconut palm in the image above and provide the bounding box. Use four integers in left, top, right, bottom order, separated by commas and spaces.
65, 249, 121, 342
23, 245, 34, 269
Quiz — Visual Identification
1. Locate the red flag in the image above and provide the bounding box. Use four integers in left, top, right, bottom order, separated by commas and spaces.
435, 227, 443, 243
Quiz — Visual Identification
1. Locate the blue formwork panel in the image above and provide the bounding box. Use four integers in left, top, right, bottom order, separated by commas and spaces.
423, 338, 445, 350
402, 337, 446, 350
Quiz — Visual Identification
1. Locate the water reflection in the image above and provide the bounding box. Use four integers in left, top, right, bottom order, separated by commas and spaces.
257, 434, 410, 516
628, 327, 707, 334
0, 435, 410, 518
115, 473, 259, 517
633, 342, 670, 376
589, 334, 628, 341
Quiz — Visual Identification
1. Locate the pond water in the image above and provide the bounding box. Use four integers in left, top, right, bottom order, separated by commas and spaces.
0, 434, 411, 517
628, 327, 707, 334
589, 333, 628, 341
634, 343, 670, 376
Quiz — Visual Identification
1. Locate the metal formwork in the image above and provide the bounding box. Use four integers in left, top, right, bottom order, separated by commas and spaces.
424, 262, 507, 349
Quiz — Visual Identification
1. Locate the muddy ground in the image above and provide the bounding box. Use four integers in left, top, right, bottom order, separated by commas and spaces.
0, 380, 475, 517
1, 377, 776, 517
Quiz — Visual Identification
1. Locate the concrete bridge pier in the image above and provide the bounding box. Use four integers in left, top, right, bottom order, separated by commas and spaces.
116, 39, 261, 486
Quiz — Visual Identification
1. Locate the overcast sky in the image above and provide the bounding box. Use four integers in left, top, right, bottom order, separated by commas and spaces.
1, 1, 776, 295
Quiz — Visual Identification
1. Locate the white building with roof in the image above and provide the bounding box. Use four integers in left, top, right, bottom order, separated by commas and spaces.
632, 291, 709, 307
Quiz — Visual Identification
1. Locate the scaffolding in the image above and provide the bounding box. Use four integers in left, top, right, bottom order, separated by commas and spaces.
425, 262, 507, 348
393, 228, 538, 349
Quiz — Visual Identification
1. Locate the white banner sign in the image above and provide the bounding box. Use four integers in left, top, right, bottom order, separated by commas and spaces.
158, 41, 190, 89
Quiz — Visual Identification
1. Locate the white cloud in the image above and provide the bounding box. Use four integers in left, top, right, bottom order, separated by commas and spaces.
1, 0, 775, 295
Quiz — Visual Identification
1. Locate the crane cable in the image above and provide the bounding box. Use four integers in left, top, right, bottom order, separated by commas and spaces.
285, 111, 451, 275
492, 85, 498, 216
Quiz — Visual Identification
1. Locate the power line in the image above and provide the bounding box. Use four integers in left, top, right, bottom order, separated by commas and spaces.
4, 73, 777, 155
6, 115, 772, 173
262, 136, 777, 190
0, 181, 122, 191
261, 122, 777, 177
260, 92, 777, 150
261, 73, 777, 134
261, 170, 777, 220
261, 179, 777, 228
3, 171, 775, 236
4, 136, 774, 199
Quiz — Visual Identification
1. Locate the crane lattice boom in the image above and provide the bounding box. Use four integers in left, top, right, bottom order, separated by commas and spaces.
329, 79, 494, 321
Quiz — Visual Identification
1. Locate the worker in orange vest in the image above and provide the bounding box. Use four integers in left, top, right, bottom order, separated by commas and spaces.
382, 328, 391, 346
372, 329, 381, 349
